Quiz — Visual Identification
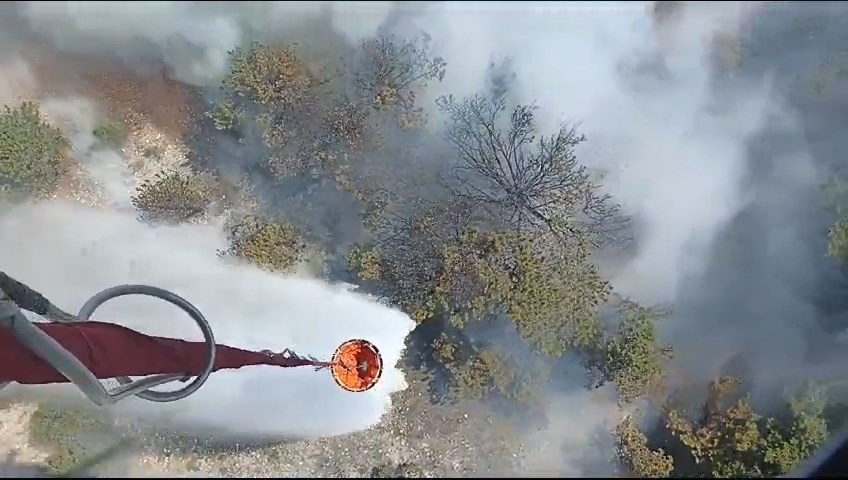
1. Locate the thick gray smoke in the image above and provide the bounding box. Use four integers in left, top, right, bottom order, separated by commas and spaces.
662, 2, 848, 404
3, 0, 848, 475
13, 1, 394, 85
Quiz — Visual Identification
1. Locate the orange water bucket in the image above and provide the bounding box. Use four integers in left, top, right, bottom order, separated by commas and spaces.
330, 339, 383, 392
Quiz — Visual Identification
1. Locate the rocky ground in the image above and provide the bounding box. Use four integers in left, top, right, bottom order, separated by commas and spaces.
1, 373, 522, 477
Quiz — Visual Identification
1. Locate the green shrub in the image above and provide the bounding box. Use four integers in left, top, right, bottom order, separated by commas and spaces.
0, 102, 67, 196
223, 42, 314, 109
27, 405, 109, 475
208, 100, 239, 131
132, 169, 216, 224
219, 216, 308, 274
92, 120, 128, 148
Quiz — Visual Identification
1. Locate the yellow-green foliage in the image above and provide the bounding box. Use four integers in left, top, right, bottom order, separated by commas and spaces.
663, 378, 828, 477
444, 344, 540, 402
27, 405, 109, 475
599, 306, 673, 403
208, 99, 239, 131
355, 35, 446, 111
824, 176, 848, 259
347, 245, 381, 281
132, 169, 215, 224
217, 39, 416, 205
442, 228, 607, 355
92, 121, 128, 148
220, 41, 355, 184
219, 216, 308, 274
351, 225, 607, 357
431, 334, 502, 400
828, 216, 848, 259
224, 42, 314, 109
0, 102, 67, 196
615, 416, 674, 478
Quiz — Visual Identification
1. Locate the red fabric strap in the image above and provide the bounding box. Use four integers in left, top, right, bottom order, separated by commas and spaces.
0, 320, 300, 385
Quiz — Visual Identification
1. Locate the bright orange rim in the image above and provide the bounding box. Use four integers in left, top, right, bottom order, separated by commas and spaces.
330, 339, 383, 392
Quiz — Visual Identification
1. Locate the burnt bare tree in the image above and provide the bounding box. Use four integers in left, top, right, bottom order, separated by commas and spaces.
354, 34, 447, 110
437, 93, 620, 245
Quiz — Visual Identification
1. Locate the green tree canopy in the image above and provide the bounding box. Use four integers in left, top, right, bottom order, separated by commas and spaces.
615, 415, 674, 478
661, 377, 829, 477
587, 303, 673, 403
824, 176, 848, 258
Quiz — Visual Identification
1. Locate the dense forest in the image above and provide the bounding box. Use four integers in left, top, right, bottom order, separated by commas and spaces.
1, 2, 847, 477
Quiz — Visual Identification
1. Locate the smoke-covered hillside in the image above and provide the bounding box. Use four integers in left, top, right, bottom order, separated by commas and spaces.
0, 1, 846, 477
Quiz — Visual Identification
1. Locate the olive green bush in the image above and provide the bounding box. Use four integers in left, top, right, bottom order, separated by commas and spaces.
92, 120, 128, 148
27, 404, 110, 475
0, 102, 67, 196
207, 99, 239, 131
219, 216, 308, 274
132, 169, 216, 224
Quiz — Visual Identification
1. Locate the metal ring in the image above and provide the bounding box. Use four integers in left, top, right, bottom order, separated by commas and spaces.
77, 285, 216, 403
